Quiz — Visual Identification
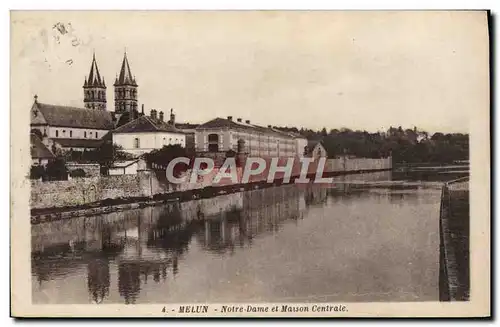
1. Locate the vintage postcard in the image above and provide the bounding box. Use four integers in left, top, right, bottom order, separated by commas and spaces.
10, 10, 490, 318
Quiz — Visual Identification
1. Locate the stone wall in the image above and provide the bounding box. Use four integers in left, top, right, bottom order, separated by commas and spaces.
31, 157, 393, 210
66, 162, 101, 178
31, 175, 142, 209
326, 157, 392, 172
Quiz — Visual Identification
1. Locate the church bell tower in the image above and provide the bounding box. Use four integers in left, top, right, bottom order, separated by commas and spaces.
114, 52, 138, 115
83, 53, 107, 110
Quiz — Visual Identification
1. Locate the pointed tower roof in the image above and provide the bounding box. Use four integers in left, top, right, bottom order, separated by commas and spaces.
115, 52, 137, 86
86, 52, 104, 87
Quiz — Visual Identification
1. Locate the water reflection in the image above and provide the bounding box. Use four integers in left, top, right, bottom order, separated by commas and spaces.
87, 258, 110, 304
32, 170, 442, 304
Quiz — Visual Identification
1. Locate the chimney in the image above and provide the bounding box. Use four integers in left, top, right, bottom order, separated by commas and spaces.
150, 109, 157, 120
159, 111, 164, 122
237, 118, 242, 122
227, 116, 233, 121
169, 108, 175, 125
141, 104, 145, 116
245, 120, 250, 124
34, 94, 38, 103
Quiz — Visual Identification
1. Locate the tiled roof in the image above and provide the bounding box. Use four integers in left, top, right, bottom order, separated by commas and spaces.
115, 112, 133, 128
197, 117, 238, 129
114, 115, 185, 134
34, 102, 114, 130
175, 122, 199, 130
197, 117, 296, 139
53, 138, 105, 148
30, 134, 55, 159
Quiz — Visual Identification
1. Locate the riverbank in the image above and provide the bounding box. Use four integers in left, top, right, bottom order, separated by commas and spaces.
31, 168, 392, 223
439, 177, 470, 301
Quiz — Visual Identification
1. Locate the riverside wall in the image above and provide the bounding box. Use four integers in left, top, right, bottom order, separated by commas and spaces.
30, 157, 392, 210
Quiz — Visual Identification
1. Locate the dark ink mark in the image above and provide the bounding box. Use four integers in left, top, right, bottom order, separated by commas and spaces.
66, 59, 73, 65
71, 38, 80, 47
53, 22, 68, 35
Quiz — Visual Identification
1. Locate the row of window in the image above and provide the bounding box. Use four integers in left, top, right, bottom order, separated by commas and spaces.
54, 130, 99, 138
115, 89, 137, 98
243, 142, 295, 148
116, 102, 138, 112
232, 144, 295, 151
231, 133, 295, 145
132, 137, 184, 149
85, 90, 105, 100
231, 144, 296, 155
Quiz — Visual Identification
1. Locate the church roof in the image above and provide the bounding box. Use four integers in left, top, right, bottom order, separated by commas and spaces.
33, 102, 114, 130
85, 53, 105, 88
115, 52, 137, 86
114, 115, 184, 134
30, 134, 55, 159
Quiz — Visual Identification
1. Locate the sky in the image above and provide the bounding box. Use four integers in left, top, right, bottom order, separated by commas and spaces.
11, 11, 489, 133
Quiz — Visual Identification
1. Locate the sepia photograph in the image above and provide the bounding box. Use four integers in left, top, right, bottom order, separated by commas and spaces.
10, 10, 490, 317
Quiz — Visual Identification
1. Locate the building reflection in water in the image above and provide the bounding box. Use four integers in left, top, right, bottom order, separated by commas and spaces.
87, 258, 110, 304
32, 183, 334, 304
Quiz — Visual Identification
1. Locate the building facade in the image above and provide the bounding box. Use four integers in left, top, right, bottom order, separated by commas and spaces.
305, 140, 328, 159
293, 133, 308, 158
113, 110, 186, 156
195, 116, 306, 158
30, 96, 114, 152
171, 109, 198, 153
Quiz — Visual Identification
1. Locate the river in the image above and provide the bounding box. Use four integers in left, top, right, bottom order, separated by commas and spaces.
31, 170, 450, 304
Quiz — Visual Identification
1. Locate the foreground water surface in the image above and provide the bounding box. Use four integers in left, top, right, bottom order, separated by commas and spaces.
32, 171, 446, 304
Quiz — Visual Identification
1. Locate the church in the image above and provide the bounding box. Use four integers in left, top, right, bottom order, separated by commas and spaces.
30, 52, 141, 153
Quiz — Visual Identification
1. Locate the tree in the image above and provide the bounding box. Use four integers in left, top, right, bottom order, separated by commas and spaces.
75, 142, 135, 167
30, 165, 45, 180
320, 127, 328, 137
45, 157, 68, 181
30, 129, 43, 139
144, 144, 192, 176
69, 168, 86, 178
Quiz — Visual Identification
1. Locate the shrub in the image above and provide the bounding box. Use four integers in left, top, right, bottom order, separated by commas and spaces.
30, 165, 45, 180
45, 157, 68, 181
69, 168, 86, 178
